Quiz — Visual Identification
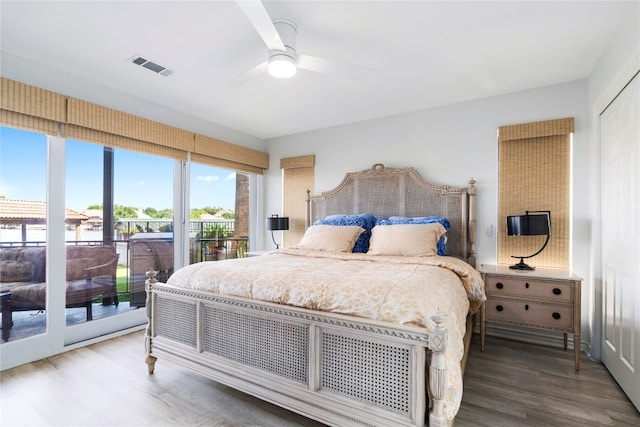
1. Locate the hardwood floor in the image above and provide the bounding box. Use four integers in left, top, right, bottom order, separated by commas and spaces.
456, 335, 639, 427
1, 331, 638, 426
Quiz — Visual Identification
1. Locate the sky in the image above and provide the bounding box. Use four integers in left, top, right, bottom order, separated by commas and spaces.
0, 126, 237, 212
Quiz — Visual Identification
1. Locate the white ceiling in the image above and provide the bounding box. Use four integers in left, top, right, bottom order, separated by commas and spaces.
0, 1, 634, 140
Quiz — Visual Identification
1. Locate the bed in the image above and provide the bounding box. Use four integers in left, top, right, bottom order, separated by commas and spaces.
144, 163, 484, 426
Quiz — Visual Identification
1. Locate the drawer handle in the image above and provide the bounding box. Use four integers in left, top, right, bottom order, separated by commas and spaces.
552, 312, 561, 320
496, 305, 503, 312
525, 304, 529, 310
525, 282, 529, 288
553, 288, 562, 295
496, 282, 504, 289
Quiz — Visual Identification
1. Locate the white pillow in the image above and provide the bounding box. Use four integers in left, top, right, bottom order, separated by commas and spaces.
296, 225, 365, 252
367, 223, 447, 257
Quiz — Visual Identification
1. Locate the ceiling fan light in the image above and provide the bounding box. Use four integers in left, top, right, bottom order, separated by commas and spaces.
268, 55, 297, 78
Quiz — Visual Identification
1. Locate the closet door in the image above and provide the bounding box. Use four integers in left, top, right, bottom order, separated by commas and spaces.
600, 72, 639, 411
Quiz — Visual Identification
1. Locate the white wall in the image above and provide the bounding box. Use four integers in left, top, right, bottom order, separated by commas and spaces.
265, 79, 592, 342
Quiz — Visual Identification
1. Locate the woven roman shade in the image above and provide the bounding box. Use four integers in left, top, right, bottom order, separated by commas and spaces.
281, 155, 315, 248
0, 78, 269, 173
193, 134, 268, 174
61, 98, 193, 161
62, 123, 188, 160
498, 118, 574, 269
0, 78, 65, 135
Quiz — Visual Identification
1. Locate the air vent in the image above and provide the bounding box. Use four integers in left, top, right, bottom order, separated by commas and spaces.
129, 55, 174, 77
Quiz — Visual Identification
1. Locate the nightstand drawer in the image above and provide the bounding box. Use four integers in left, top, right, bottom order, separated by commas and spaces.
485, 276, 573, 303
486, 297, 573, 331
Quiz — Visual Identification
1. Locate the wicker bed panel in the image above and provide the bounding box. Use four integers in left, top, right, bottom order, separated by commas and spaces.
202, 304, 309, 383
307, 164, 473, 263
321, 331, 411, 415
155, 296, 198, 348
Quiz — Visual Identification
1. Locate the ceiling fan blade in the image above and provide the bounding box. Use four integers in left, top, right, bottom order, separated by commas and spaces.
235, 0, 286, 52
297, 54, 373, 82
225, 61, 268, 89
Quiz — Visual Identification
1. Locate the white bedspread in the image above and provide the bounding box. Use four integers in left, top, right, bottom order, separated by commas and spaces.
166, 248, 485, 419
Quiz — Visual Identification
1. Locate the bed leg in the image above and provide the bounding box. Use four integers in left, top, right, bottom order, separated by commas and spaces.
145, 355, 157, 374
429, 310, 448, 427
144, 269, 158, 375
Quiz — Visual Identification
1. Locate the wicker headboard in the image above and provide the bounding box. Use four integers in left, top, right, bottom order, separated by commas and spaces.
305, 163, 477, 266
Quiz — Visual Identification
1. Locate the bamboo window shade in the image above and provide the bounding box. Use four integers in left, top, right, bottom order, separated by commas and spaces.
498, 117, 574, 269
0, 78, 64, 135
281, 155, 315, 248
0, 78, 268, 174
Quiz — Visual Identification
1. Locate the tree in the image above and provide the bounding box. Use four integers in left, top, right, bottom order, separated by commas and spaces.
153, 208, 173, 219
113, 205, 138, 219
142, 207, 172, 218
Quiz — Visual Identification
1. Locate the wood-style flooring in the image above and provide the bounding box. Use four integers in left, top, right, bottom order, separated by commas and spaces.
1, 331, 638, 426
456, 335, 639, 426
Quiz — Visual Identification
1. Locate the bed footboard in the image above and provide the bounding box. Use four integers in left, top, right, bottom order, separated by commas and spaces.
145, 273, 450, 427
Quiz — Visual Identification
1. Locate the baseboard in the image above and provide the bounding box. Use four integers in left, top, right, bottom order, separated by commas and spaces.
476, 323, 593, 358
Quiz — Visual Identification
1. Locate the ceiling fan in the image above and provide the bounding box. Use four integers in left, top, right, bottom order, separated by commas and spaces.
227, 0, 373, 88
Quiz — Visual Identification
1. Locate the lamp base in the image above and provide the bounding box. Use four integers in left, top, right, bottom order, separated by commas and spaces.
510, 258, 535, 270
270, 230, 280, 250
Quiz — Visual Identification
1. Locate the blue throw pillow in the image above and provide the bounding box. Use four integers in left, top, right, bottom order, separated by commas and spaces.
376, 216, 450, 255
313, 213, 377, 253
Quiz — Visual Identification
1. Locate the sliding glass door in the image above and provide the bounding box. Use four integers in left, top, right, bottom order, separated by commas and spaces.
0, 125, 259, 369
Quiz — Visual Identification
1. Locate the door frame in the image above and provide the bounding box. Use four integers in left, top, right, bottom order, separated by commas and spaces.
590, 56, 640, 361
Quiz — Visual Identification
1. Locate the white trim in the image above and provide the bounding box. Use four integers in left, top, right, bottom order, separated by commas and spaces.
251, 173, 263, 251
48, 136, 67, 346
173, 159, 188, 270
594, 55, 640, 115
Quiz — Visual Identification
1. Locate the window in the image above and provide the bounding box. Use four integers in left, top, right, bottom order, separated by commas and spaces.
190, 163, 249, 262
0, 127, 48, 341
281, 155, 315, 248
497, 118, 574, 269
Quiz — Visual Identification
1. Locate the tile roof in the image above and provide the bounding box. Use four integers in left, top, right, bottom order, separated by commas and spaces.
0, 199, 89, 224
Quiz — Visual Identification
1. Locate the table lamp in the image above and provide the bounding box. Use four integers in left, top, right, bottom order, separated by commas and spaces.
506, 210, 551, 270
266, 214, 289, 249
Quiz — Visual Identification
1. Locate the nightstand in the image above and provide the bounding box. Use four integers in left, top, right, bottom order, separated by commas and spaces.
478, 264, 582, 370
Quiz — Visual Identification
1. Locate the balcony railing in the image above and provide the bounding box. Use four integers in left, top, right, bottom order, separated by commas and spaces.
0, 233, 249, 305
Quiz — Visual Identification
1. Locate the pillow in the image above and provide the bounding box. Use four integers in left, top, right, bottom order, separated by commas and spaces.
0, 261, 35, 282
376, 216, 450, 255
296, 225, 365, 252
313, 213, 377, 253
367, 223, 447, 257
386, 216, 451, 229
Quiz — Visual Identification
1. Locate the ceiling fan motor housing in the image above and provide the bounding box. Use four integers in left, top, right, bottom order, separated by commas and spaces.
270, 19, 297, 60
268, 19, 298, 77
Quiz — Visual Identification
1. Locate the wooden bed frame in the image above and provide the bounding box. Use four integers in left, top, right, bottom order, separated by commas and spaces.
144, 164, 477, 426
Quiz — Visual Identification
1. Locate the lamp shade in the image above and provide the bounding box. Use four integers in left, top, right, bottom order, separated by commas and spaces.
507, 213, 550, 236
266, 215, 289, 231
